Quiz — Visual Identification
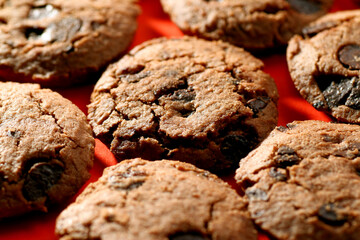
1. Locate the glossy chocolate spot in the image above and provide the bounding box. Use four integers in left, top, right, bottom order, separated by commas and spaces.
28, 5, 59, 20
245, 188, 268, 201
169, 232, 208, 240
287, 0, 321, 14
41, 17, 82, 43
338, 44, 360, 70
22, 162, 64, 201
318, 203, 347, 226
275, 146, 301, 168
269, 167, 287, 181
221, 135, 251, 163
247, 97, 270, 116
316, 76, 360, 109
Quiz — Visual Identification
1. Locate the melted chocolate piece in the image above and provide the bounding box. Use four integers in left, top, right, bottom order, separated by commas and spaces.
246, 188, 268, 201
22, 162, 64, 201
28, 5, 59, 20
302, 22, 337, 38
24, 27, 45, 40
287, 0, 321, 14
247, 97, 270, 116
269, 167, 287, 181
338, 44, 360, 70
169, 232, 208, 240
41, 17, 82, 43
221, 135, 251, 163
318, 203, 347, 226
171, 89, 196, 102
275, 146, 301, 168
276, 126, 288, 132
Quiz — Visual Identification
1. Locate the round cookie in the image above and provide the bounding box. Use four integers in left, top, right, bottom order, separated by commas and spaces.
0, 0, 139, 87
160, 0, 333, 51
87, 37, 279, 173
0, 82, 94, 218
235, 120, 360, 240
287, 10, 360, 123
56, 158, 257, 240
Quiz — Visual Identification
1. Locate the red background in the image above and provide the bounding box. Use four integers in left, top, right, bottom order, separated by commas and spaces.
0, 0, 358, 239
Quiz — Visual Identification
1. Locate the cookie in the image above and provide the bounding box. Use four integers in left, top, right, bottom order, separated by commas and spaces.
56, 158, 257, 240
287, 10, 360, 123
235, 120, 360, 240
0, 82, 94, 218
160, 0, 333, 51
87, 37, 279, 173
0, 0, 139, 87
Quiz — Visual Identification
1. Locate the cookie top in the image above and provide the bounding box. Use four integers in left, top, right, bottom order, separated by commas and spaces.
0, 82, 94, 218
0, 0, 139, 87
235, 120, 360, 239
287, 10, 360, 123
160, 0, 333, 51
87, 37, 279, 173
56, 158, 257, 240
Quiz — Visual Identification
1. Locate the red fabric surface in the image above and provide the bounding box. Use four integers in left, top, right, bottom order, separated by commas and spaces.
0, 0, 359, 239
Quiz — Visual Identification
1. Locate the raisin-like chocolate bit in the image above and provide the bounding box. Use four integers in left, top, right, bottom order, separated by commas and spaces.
169, 232, 208, 240
269, 167, 287, 181
28, 5, 59, 20
245, 188, 268, 201
221, 135, 251, 163
275, 146, 301, 168
22, 162, 64, 201
24, 27, 45, 40
338, 44, 360, 70
247, 97, 270, 116
171, 89, 196, 102
318, 203, 347, 226
41, 17, 82, 43
287, 0, 321, 14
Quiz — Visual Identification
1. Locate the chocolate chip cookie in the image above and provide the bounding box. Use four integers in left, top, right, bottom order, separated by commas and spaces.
0, 0, 139, 87
0, 82, 94, 218
235, 120, 360, 240
287, 10, 360, 123
87, 37, 279, 173
160, 0, 333, 51
56, 158, 257, 240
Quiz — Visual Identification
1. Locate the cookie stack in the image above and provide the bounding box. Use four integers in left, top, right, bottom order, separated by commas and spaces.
1, 0, 360, 240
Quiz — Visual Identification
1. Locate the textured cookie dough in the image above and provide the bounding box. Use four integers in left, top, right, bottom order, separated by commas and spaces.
287, 10, 360, 123
0, 82, 94, 218
0, 0, 139, 87
236, 120, 360, 240
160, 0, 333, 51
88, 37, 279, 173
56, 158, 257, 240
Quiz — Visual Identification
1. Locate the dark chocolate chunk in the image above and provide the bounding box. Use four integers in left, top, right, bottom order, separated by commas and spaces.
275, 146, 301, 168
28, 5, 59, 20
302, 22, 337, 38
276, 126, 288, 132
245, 188, 268, 201
169, 232, 208, 240
345, 79, 360, 109
247, 97, 269, 116
338, 44, 360, 70
24, 27, 45, 40
287, 0, 321, 14
7, 130, 21, 139
318, 203, 347, 226
312, 100, 326, 110
108, 169, 147, 191
22, 162, 64, 201
269, 167, 287, 181
171, 89, 196, 102
221, 135, 251, 163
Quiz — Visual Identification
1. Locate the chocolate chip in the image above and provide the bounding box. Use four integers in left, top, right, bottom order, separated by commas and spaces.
7, 130, 21, 139
221, 135, 251, 163
171, 89, 196, 102
345, 80, 360, 109
108, 169, 147, 191
41, 17, 82, 43
247, 97, 270, 116
169, 232, 208, 240
245, 188, 268, 201
313, 100, 326, 110
24, 27, 45, 40
302, 22, 337, 38
338, 44, 360, 70
28, 5, 59, 20
275, 146, 301, 168
22, 162, 64, 201
287, 0, 321, 14
276, 126, 288, 132
318, 203, 347, 226
269, 167, 287, 181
